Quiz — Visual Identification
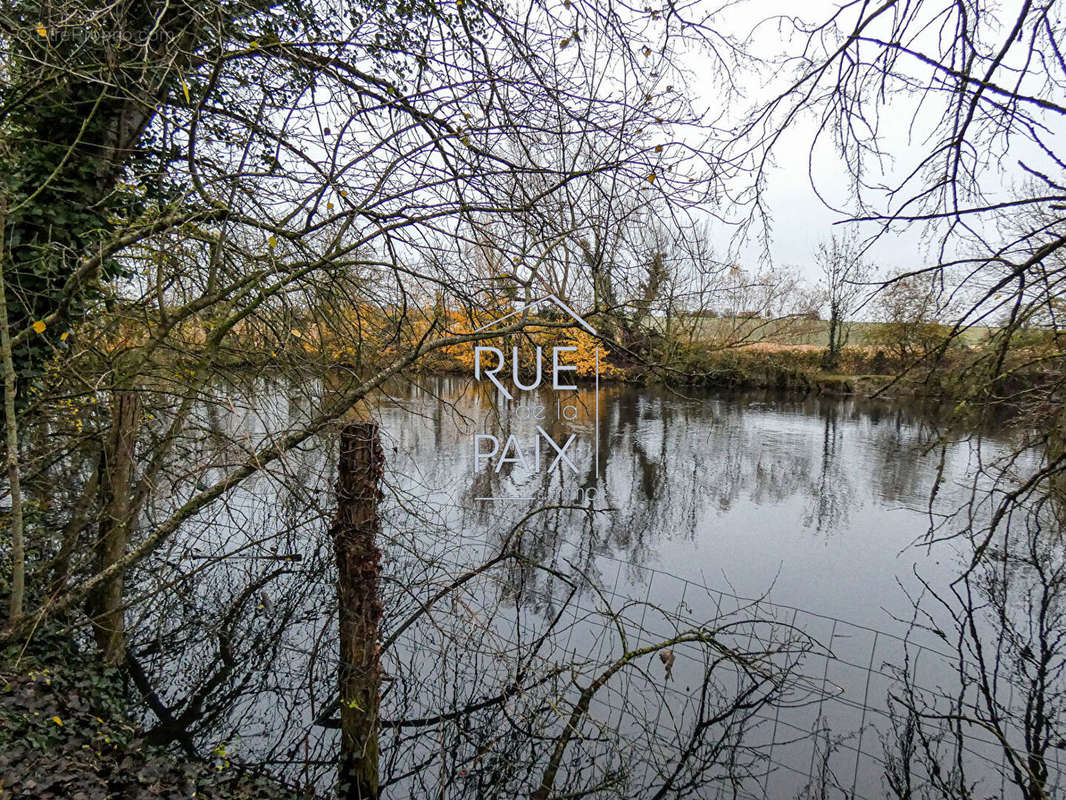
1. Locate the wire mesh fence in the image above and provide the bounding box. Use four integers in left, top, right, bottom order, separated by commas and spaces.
560, 550, 1062, 800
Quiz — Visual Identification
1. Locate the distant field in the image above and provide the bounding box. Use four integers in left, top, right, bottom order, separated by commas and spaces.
672, 316, 994, 349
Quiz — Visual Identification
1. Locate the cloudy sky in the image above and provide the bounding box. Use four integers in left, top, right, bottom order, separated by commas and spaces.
681, 0, 1061, 291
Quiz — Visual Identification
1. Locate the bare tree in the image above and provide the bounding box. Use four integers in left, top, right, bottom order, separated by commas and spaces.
0, 1, 828, 798
815, 232, 871, 370
870, 275, 949, 362
720, 0, 1066, 794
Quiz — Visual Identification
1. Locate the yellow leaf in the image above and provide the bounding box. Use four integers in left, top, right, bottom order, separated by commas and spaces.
181, 76, 190, 104
290, 329, 302, 338
35, 23, 47, 38
654, 144, 663, 153
60, 331, 69, 341
32, 320, 46, 334
267, 236, 277, 249
327, 202, 333, 210
647, 173, 655, 183
51, 716, 63, 726
340, 190, 348, 197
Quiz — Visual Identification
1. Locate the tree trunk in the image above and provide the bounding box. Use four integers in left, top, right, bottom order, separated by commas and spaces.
333, 421, 385, 800
91, 391, 141, 665
823, 305, 841, 371
2, 2, 212, 387
0, 198, 25, 624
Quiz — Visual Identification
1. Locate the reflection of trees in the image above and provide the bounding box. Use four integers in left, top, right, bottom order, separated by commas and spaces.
802, 405, 855, 535
104, 375, 1026, 799
382, 380, 990, 612
121, 382, 821, 797
870, 410, 945, 506
884, 455, 1066, 800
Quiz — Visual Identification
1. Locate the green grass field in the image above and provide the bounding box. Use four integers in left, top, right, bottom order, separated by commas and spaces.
675, 316, 994, 349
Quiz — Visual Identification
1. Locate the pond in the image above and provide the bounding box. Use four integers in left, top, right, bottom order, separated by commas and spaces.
380, 378, 973, 631
139, 376, 1047, 798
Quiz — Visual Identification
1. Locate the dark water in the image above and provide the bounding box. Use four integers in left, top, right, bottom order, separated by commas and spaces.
141, 376, 1046, 798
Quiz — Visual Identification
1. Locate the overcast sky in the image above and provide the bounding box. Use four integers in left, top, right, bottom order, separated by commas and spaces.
681, 0, 1063, 291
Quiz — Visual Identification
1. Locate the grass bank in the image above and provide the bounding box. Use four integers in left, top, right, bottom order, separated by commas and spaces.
628, 342, 908, 396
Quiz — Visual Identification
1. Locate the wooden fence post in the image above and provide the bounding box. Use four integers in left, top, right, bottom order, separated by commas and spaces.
332, 421, 384, 799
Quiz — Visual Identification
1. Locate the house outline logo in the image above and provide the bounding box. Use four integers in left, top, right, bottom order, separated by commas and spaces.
469, 294, 601, 504
470, 294, 598, 337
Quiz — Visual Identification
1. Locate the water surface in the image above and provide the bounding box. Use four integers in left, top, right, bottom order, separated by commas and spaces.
141, 377, 1037, 797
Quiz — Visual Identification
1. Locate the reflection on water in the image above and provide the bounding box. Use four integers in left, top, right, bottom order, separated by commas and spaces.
374, 378, 987, 630
130, 374, 1028, 797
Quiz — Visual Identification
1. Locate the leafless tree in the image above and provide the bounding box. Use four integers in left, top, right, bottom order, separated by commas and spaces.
722, 0, 1066, 795
815, 232, 871, 370
0, 1, 830, 797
